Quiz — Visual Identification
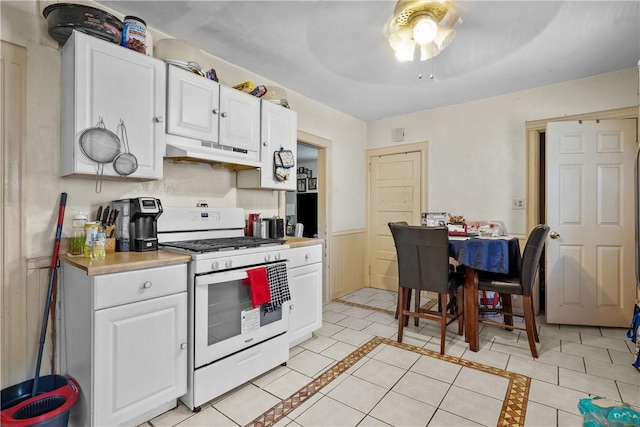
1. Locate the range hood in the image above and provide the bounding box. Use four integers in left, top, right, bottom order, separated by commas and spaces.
165, 136, 261, 169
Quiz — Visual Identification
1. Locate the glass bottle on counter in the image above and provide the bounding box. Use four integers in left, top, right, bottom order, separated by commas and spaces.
70, 212, 88, 255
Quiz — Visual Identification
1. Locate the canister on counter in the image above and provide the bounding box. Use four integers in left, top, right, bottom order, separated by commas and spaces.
121, 15, 146, 54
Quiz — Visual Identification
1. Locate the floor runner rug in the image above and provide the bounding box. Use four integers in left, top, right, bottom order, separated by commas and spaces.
246, 336, 531, 427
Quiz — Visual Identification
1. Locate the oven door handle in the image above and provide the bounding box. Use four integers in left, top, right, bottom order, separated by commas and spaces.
195, 270, 248, 287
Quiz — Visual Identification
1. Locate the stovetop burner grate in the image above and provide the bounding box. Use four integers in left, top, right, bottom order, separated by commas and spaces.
160, 237, 286, 253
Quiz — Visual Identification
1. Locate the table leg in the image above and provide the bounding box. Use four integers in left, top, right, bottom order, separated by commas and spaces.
464, 266, 479, 352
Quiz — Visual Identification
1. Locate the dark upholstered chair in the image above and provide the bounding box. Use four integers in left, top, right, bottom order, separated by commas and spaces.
477, 224, 550, 358
388, 223, 465, 355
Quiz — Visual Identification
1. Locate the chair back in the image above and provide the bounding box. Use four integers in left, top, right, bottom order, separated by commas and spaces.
520, 224, 551, 296
388, 223, 451, 293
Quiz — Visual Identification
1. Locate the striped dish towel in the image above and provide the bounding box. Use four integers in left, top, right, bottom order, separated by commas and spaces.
264, 263, 291, 312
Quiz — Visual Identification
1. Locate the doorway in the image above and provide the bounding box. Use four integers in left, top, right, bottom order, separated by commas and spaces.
366, 142, 429, 291
526, 106, 638, 323
286, 143, 319, 238
291, 131, 332, 303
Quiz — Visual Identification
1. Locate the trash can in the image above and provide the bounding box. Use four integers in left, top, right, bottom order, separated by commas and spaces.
1, 375, 80, 427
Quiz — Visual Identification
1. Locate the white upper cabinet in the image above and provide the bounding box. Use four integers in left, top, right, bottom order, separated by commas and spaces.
61, 31, 165, 180
165, 66, 261, 167
219, 85, 261, 152
237, 101, 297, 190
166, 65, 219, 143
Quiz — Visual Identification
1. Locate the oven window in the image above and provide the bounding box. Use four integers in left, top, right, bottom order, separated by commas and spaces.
207, 278, 282, 346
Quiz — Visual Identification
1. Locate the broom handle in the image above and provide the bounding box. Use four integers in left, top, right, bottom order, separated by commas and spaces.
32, 192, 67, 397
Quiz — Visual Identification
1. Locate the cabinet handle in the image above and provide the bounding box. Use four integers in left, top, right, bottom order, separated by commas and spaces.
180, 343, 187, 350
212, 109, 219, 115
305, 254, 310, 260
221, 112, 228, 118
262, 142, 268, 146
143, 281, 152, 289
154, 116, 164, 123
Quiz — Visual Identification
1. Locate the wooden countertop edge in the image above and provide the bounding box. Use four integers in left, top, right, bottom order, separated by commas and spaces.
284, 238, 324, 248
60, 251, 191, 276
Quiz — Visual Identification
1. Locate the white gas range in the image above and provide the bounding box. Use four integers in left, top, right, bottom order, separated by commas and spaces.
157, 207, 291, 410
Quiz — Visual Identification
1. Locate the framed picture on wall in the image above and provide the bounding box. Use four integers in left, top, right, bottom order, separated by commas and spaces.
297, 178, 306, 192
308, 177, 317, 191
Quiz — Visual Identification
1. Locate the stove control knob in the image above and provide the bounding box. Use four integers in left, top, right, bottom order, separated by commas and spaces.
275, 253, 282, 261
211, 261, 220, 270
225, 260, 233, 268
265, 254, 272, 262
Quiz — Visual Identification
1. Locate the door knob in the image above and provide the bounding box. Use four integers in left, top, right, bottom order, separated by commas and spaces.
550, 231, 560, 239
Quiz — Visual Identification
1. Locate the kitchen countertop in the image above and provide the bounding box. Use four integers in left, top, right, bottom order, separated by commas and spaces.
60, 251, 191, 276
284, 237, 324, 248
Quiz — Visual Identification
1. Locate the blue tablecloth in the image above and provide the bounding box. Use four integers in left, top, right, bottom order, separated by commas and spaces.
449, 237, 521, 276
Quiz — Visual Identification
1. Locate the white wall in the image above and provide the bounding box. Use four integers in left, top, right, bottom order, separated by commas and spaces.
1, 0, 367, 258
367, 68, 638, 234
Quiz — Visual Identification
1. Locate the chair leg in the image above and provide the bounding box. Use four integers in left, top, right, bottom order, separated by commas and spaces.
414, 290, 420, 327
439, 293, 447, 355
457, 285, 464, 336
501, 293, 514, 331
522, 295, 538, 358
530, 296, 540, 342
397, 287, 407, 343
395, 286, 400, 319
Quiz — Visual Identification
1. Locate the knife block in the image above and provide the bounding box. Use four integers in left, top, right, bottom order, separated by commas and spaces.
105, 225, 116, 254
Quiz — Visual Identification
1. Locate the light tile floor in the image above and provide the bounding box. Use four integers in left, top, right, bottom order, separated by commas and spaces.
141, 288, 640, 427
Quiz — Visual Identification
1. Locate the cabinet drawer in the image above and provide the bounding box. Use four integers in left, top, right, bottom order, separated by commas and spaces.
287, 245, 322, 269
94, 264, 187, 309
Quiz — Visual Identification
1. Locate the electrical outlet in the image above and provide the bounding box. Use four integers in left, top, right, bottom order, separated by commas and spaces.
512, 199, 525, 210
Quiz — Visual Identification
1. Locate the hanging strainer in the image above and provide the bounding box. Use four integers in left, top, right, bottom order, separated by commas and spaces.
114, 120, 138, 177
78, 117, 121, 193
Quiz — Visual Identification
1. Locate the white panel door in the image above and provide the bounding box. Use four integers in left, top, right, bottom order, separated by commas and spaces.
94, 292, 187, 426
368, 152, 421, 291
546, 120, 636, 326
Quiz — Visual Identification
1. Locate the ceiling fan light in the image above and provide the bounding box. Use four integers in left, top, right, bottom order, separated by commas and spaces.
433, 25, 455, 50
388, 33, 403, 51
395, 38, 416, 61
420, 42, 441, 61
412, 17, 438, 45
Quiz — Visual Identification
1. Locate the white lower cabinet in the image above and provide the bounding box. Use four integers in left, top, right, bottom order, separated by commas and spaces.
288, 244, 323, 347
61, 263, 187, 427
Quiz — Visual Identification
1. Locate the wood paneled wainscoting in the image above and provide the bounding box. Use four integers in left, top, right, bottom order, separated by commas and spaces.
2, 257, 56, 388
330, 229, 366, 299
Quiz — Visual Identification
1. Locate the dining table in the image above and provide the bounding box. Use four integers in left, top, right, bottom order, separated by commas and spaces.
448, 235, 522, 352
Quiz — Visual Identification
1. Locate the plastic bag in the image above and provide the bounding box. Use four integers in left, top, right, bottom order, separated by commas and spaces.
578, 397, 640, 426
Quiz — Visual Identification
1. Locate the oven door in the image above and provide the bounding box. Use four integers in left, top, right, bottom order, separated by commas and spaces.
193, 262, 290, 368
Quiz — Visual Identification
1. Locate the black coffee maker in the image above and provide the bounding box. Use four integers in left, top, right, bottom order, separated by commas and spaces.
130, 197, 163, 251
112, 197, 163, 252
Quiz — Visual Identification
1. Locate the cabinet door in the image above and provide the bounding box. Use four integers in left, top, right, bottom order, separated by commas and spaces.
260, 102, 298, 190
64, 31, 165, 180
289, 263, 323, 346
219, 86, 260, 152
93, 292, 187, 426
166, 65, 220, 143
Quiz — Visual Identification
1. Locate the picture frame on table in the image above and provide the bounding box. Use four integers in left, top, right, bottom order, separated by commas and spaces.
308, 177, 317, 191
297, 178, 306, 192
